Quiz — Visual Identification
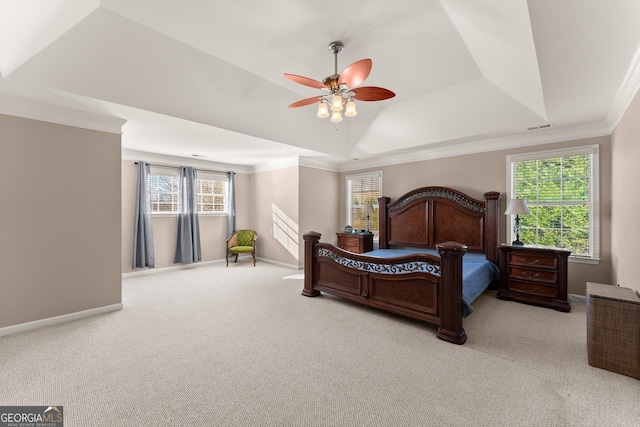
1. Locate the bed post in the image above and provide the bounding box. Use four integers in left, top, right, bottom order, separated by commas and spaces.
436, 241, 467, 345
483, 191, 501, 267
302, 232, 321, 297
378, 196, 390, 249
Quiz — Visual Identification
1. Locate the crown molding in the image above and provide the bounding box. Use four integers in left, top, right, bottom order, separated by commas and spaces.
250, 156, 341, 174
0, 94, 126, 134
337, 121, 612, 172
298, 157, 340, 172
607, 43, 640, 129
251, 157, 300, 174
121, 148, 253, 174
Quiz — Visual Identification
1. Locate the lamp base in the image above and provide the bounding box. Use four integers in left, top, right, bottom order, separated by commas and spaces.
511, 240, 524, 246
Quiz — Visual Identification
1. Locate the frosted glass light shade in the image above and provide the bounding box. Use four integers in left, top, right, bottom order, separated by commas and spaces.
344, 99, 357, 117
330, 110, 343, 123
317, 100, 329, 118
331, 93, 343, 111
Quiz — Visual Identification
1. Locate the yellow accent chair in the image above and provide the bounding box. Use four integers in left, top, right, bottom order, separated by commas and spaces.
226, 230, 257, 266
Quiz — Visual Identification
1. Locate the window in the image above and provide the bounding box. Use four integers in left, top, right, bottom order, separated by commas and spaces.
347, 171, 382, 237
506, 145, 599, 262
150, 168, 178, 213
149, 167, 228, 214
196, 172, 228, 213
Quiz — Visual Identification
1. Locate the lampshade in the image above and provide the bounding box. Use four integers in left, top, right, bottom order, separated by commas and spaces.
330, 110, 343, 123
344, 99, 357, 117
317, 100, 329, 118
363, 202, 375, 215
331, 93, 343, 112
504, 198, 530, 215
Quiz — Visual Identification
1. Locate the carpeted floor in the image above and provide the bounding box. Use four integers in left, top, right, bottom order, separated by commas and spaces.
1, 262, 638, 426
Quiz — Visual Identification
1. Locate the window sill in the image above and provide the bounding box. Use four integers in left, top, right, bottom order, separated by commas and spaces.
569, 256, 600, 265
151, 212, 228, 217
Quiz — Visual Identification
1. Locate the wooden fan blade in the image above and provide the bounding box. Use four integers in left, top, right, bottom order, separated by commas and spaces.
338, 59, 372, 88
351, 86, 396, 101
284, 73, 328, 90
288, 96, 322, 108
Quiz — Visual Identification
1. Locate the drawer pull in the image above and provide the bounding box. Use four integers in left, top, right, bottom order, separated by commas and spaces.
521, 271, 540, 279
524, 258, 540, 265
520, 284, 541, 292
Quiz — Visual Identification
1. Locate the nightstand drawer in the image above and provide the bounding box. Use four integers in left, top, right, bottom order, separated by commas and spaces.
508, 253, 557, 268
336, 233, 374, 254
509, 267, 557, 283
340, 237, 359, 246
498, 245, 571, 312
341, 243, 361, 252
508, 279, 558, 298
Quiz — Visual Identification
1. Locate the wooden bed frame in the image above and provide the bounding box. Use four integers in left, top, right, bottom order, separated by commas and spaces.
302, 186, 501, 344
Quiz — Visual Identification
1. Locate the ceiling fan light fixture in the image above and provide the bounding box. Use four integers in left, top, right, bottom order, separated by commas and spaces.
317, 100, 329, 118
344, 98, 357, 117
331, 93, 343, 112
285, 41, 394, 124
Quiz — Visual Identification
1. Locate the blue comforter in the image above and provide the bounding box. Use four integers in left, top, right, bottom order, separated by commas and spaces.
364, 248, 499, 317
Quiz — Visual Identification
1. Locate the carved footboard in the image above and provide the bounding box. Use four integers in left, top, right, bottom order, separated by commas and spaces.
302, 232, 468, 344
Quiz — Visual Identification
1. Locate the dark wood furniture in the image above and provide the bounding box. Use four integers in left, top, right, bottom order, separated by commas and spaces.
303, 186, 501, 345
336, 232, 374, 254
497, 245, 571, 312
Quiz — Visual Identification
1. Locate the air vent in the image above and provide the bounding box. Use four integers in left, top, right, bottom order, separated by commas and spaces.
527, 124, 552, 131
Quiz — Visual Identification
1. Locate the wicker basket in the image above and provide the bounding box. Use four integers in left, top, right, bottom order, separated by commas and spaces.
586, 282, 640, 379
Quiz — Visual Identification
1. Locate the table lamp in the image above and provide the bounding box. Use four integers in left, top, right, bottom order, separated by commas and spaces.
504, 198, 530, 246
363, 202, 375, 233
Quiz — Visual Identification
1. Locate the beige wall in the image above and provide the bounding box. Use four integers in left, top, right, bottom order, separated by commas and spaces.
299, 166, 341, 257
121, 161, 251, 273
122, 163, 340, 270
340, 136, 613, 296
0, 114, 122, 328
611, 89, 640, 293
251, 166, 300, 267
2, 102, 629, 331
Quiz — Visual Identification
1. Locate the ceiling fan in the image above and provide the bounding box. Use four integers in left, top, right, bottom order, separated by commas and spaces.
284, 41, 395, 123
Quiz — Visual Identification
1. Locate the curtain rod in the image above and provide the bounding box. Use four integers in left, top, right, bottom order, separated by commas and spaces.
134, 161, 234, 175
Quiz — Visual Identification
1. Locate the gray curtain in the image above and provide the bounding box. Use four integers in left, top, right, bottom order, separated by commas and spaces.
132, 161, 155, 268
174, 166, 201, 264
227, 171, 236, 238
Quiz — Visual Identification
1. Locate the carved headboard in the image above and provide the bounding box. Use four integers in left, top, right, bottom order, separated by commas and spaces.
378, 187, 501, 266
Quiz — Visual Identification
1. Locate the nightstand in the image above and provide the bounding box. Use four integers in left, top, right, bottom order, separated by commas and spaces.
336, 232, 374, 254
498, 245, 571, 312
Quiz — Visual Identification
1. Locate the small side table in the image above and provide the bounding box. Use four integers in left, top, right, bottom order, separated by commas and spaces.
586, 282, 640, 379
336, 232, 374, 254
498, 244, 571, 312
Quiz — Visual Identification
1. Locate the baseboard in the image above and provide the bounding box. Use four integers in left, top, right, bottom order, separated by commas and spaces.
122, 259, 222, 278
569, 293, 586, 303
0, 303, 123, 337
123, 257, 301, 278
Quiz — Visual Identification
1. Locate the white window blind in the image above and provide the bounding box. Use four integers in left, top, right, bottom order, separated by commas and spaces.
149, 167, 228, 214
196, 171, 228, 213
149, 167, 178, 213
346, 171, 382, 237
507, 145, 599, 261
